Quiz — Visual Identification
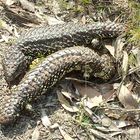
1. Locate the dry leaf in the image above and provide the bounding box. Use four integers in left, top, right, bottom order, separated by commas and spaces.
81, 16, 86, 24
3, 5, 40, 25
96, 125, 121, 133
1, 35, 10, 43
117, 84, 138, 109
127, 127, 140, 139
5, 0, 15, 6
31, 127, 40, 140
110, 131, 123, 137
0, 19, 13, 34
105, 108, 122, 119
105, 45, 115, 57
19, 0, 35, 12
59, 126, 74, 140
41, 109, 51, 128
122, 51, 128, 78
46, 16, 65, 25
113, 120, 132, 128
52, 0, 61, 15
49, 123, 59, 129
98, 84, 115, 101
74, 83, 103, 108
59, 81, 79, 100
98, 83, 113, 94
83, 95, 103, 108
74, 83, 101, 98
136, 49, 140, 66
101, 117, 112, 127
57, 91, 78, 112
61, 91, 73, 100
90, 128, 116, 140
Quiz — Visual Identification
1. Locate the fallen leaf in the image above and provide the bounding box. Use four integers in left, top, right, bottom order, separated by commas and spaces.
110, 131, 123, 137
83, 106, 100, 123
105, 45, 115, 57
101, 117, 112, 127
57, 91, 79, 112
74, 82, 101, 99
41, 108, 51, 128
4, 6, 40, 25
97, 83, 113, 95
19, 0, 35, 12
96, 125, 121, 133
52, 0, 61, 15
0, 19, 13, 34
113, 120, 132, 128
49, 123, 59, 129
105, 108, 123, 119
31, 126, 40, 140
136, 49, 140, 66
81, 16, 86, 24
59, 126, 74, 140
127, 127, 140, 139
122, 51, 128, 78
74, 83, 103, 108
117, 84, 138, 109
61, 90, 73, 101
46, 16, 65, 25
1, 35, 10, 43
5, 0, 15, 6
98, 83, 115, 101
114, 36, 125, 60
59, 81, 79, 100
90, 128, 116, 140
83, 95, 103, 108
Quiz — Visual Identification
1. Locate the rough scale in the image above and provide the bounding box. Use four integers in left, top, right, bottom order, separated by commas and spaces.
0, 46, 115, 124
2, 21, 125, 83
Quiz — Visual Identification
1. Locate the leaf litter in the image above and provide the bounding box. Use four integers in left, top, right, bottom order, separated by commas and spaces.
0, 0, 140, 140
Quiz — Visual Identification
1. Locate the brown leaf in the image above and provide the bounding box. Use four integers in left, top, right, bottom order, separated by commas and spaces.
98, 83, 115, 101
3, 5, 40, 25
74, 83, 101, 98
117, 84, 138, 109
57, 91, 78, 112
74, 83, 115, 108
105, 108, 123, 119
74, 83, 103, 108
59, 81, 79, 100
97, 83, 113, 94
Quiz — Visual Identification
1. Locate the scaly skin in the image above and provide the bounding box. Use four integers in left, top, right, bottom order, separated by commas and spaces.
0, 46, 115, 124
2, 21, 125, 83
0, 46, 11, 102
